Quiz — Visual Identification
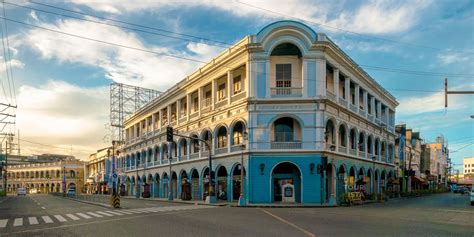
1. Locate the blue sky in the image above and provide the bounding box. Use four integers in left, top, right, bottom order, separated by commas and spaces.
0, 0, 472, 168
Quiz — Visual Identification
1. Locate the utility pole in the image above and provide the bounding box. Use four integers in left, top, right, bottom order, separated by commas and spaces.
445, 78, 474, 107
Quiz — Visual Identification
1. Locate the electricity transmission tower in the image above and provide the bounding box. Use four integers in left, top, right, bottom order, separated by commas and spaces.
109, 83, 161, 142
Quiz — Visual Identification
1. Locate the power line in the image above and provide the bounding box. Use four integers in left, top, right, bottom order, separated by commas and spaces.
451, 143, 473, 153
235, 0, 474, 55
0, 16, 459, 95
4, 1, 229, 49
15, 1, 474, 79
18, 138, 95, 153
26, 0, 233, 47
2, 1, 16, 105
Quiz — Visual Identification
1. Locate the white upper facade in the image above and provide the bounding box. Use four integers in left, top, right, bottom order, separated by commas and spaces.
119, 21, 398, 170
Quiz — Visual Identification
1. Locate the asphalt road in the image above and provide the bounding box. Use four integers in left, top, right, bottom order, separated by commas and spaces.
0, 193, 472, 237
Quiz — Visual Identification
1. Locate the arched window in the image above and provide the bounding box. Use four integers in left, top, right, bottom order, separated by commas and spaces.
191, 134, 199, 153
375, 138, 380, 156
367, 136, 373, 154
232, 122, 245, 145
339, 125, 347, 147
274, 117, 294, 142
358, 133, 365, 151
154, 147, 159, 161
180, 139, 188, 156
70, 170, 76, 178
201, 130, 212, 151
349, 128, 356, 150
325, 120, 335, 144
381, 141, 387, 160
217, 126, 228, 148
162, 144, 168, 160
171, 142, 177, 158
147, 148, 152, 163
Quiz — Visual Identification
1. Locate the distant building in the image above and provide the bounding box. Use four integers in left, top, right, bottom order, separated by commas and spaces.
463, 157, 474, 177
4, 159, 85, 193
85, 147, 112, 194
422, 136, 449, 189
395, 125, 424, 192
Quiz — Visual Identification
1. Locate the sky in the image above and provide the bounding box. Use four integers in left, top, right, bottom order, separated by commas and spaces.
0, 0, 472, 170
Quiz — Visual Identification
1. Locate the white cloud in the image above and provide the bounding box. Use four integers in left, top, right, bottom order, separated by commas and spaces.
18, 19, 223, 91
69, 0, 430, 35
0, 58, 24, 72
437, 51, 470, 65
29, 10, 39, 21
328, 0, 431, 34
16, 81, 109, 160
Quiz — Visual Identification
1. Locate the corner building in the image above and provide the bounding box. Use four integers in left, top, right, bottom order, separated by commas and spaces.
119, 21, 398, 205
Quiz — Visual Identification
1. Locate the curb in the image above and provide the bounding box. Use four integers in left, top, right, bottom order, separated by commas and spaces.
231, 204, 337, 208
50, 194, 112, 209
120, 196, 227, 207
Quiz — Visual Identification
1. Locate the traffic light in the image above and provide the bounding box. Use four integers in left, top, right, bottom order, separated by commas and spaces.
166, 126, 173, 142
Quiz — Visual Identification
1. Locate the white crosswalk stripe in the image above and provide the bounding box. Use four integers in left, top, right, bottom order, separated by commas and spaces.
76, 213, 92, 219
54, 215, 67, 222
114, 210, 133, 215
28, 217, 39, 225
0, 219, 8, 228
66, 214, 80, 221
105, 211, 123, 216
86, 212, 103, 218
42, 216, 54, 224
96, 211, 113, 217
13, 218, 23, 227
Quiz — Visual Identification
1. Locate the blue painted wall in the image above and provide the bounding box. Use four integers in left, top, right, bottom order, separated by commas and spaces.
248, 154, 325, 204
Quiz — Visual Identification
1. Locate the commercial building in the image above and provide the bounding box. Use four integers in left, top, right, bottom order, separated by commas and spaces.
422, 136, 449, 189
4, 159, 85, 194
117, 21, 398, 205
85, 147, 112, 194
463, 157, 474, 177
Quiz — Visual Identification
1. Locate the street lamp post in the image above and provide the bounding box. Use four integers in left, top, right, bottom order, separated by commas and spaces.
238, 131, 248, 206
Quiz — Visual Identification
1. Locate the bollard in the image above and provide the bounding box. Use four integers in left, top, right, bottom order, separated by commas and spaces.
110, 194, 120, 208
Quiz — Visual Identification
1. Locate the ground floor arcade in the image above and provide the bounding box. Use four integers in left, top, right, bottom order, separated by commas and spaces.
120, 153, 395, 205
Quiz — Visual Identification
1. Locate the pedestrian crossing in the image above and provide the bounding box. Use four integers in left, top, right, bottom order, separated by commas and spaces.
0, 205, 213, 229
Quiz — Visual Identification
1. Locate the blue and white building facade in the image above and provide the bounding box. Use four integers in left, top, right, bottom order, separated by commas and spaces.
117, 21, 398, 205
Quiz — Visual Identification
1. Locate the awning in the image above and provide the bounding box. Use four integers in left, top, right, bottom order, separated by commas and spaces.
411, 176, 427, 184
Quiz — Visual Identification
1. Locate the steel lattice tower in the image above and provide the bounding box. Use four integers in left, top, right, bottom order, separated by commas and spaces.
110, 83, 161, 142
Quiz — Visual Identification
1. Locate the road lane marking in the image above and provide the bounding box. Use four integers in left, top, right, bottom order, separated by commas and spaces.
96, 211, 113, 217
125, 210, 143, 213
13, 218, 23, 227
54, 215, 67, 222
6, 209, 196, 235
105, 211, 123, 216
66, 214, 80, 221
259, 209, 316, 237
42, 216, 53, 224
41, 207, 46, 209
0, 219, 8, 228
86, 212, 103, 218
76, 213, 92, 219
114, 210, 133, 215
28, 217, 39, 225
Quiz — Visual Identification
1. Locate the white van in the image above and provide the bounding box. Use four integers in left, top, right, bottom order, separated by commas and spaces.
17, 187, 27, 196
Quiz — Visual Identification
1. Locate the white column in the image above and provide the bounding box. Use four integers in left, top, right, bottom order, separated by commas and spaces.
355, 84, 360, 112
265, 60, 271, 98
315, 58, 326, 97
176, 99, 181, 123
227, 70, 233, 105
151, 114, 156, 131
167, 105, 171, 125
158, 110, 162, 130
363, 90, 368, 116
333, 69, 339, 98
212, 79, 216, 110
186, 94, 191, 122
377, 100, 382, 120
370, 96, 375, 116
198, 87, 202, 117
384, 106, 389, 124
344, 77, 350, 101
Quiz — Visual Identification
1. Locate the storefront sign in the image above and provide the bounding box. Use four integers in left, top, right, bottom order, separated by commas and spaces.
281, 184, 295, 203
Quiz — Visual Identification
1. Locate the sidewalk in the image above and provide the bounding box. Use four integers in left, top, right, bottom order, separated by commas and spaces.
120, 195, 228, 206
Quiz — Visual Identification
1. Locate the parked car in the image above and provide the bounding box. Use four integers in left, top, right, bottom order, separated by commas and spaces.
460, 187, 470, 195
66, 187, 76, 196
470, 189, 474, 206
16, 188, 27, 196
